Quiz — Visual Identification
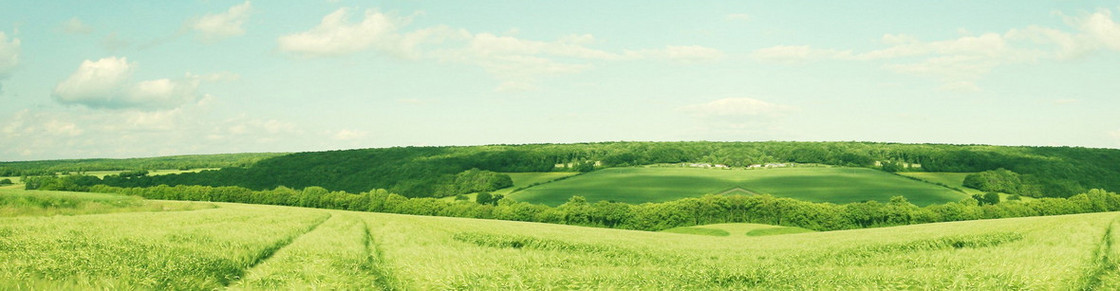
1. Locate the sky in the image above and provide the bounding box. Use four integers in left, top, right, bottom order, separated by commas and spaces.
2, 1, 1120, 161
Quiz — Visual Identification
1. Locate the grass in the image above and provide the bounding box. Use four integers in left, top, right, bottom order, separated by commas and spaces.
898, 172, 1035, 202
746, 226, 815, 236
1, 189, 1117, 289
0, 203, 329, 290
230, 214, 386, 290
438, 171, 580, 202
511, 166, 967, 206
662, 223, 815, 237
0, 188, 214, 217
496, 172, 580, 195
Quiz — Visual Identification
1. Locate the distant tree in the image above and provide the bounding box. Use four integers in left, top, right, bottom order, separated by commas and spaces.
572, 161, 595, 172
972, 192, 1000, 205
475, 192, 503, 205
0, 178, 11, 185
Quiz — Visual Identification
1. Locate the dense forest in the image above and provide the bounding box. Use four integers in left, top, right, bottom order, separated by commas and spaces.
81, 142, 1120, 198
0, 153, 284, 176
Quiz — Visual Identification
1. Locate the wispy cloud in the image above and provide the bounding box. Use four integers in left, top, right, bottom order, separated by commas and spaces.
0, 31, 19, 90
680, 97, 793, 117
278, 8, 724, 91
52, 57, 227, 111
190, 1, 252, 43
751, 8, 1120, 90
60, 17, 94, 35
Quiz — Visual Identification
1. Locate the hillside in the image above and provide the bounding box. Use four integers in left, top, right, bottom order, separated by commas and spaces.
0, 152, 284, 176
510, 166, 966, 206
86, 142, 1120, 198
1, 190, 1116, 289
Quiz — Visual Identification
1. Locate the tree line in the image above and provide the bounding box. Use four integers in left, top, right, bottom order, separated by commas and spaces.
84, 183, 1120, 232
83, 142, 1120, 198
0, 153, 283, 177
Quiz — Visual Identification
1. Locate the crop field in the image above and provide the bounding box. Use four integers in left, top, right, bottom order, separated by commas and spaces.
0, 188, 213, 217
496, 172, 580, 195
510, 166, 967, 206
1, 189, 1117, 289
662, 223, 814, 237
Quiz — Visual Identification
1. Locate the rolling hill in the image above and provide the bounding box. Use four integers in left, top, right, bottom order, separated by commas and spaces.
1, 188, 1116, 289
509, 166, 967, 206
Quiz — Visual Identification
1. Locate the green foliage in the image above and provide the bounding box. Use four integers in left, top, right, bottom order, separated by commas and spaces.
963, 168, 1025, 194
438, 169, 513, 197
475, 192, 504, 205
0, 178, 11, 185
85, 183, 1120, 233
972, 192, 1001, 205
86, 141, 1120, 198
0, 152, 281, 176
23, 175, 101, 192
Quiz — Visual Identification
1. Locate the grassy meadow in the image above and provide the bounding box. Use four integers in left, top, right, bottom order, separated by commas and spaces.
0, 188, 213, 217
0, 189, 1117, 289
511, 166, 967, 206
662, 223, 815, 237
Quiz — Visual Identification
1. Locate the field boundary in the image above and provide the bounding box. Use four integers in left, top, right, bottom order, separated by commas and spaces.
717, 186, 760, 196
506, 172, 586, 195
222, 212, 333, 286
361, 219, 399, 290
1080, 215, 1119, 290
888, 171, 970, 194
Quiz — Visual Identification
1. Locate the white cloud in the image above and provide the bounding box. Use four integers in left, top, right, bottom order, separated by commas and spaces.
277, 8, 405, 57
1070, 9, 1120, 51
191, 1, 252, 43
52, 57, 209, 110
680, 98, 793, 117
726, 14, 751, 22
748, 9, 1120, 89
60, 17, 94, 34
751, 45, 853, 63
0, 31, 19, 84
331, 129, 367, 140
279, 8, 723, 91
0, 107, 320, 160
624, 45, 725, 62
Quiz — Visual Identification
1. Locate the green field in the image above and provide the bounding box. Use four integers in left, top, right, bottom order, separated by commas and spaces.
662, 223, 814, 237
511, 166, 968, 206
0, 189, 1117, 289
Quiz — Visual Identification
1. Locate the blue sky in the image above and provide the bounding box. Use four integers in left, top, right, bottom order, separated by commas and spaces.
2, 1, 1120, 161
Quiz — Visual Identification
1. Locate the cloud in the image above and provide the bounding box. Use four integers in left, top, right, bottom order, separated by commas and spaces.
680, 98, 793, 117
331, 129, 367, 140
0, 31, 19, 86
726, 14, 751, 22
751, 8, 1120, 89
751, 45, 853, 63
0, 107, 318, 160
279, 8, 724, 91
190, 1, 252, 43
52, 57, 210, 110
278, 8, 405, 57
624, 45, 725, 62
60, 17, 94, 34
